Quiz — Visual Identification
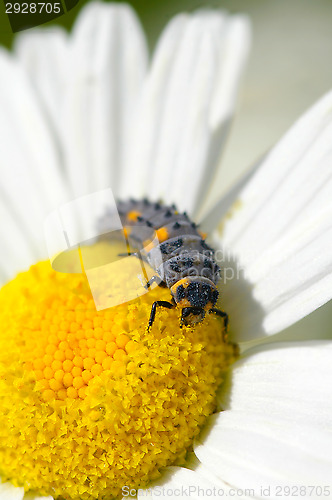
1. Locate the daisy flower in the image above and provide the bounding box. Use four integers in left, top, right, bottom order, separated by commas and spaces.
0, 2, 332, 500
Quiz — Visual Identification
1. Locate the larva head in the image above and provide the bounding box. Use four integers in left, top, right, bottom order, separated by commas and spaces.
170, 277, 219, 326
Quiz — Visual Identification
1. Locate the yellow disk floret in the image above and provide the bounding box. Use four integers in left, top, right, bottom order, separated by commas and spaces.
0, 250, 236, 500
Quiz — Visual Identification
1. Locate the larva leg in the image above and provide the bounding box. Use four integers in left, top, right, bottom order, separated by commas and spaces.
148, 301, 174, 330
144, 276, 166, 289
211, 308, 228, 330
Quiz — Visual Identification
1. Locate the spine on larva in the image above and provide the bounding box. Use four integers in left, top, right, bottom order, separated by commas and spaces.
100, 199, 221, 289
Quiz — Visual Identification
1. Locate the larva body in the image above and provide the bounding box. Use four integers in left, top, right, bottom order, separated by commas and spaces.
99, 199, 227, 328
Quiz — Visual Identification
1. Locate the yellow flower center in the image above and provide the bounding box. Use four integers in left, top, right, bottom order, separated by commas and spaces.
0, 243, 235, 500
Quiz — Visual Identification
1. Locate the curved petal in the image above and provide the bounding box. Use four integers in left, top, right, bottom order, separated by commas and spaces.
14, 27, 69, 137
212, 90, 332, 340
195, 342, 332, 495
119, 10, 250, 216
0, 195, 36, 284
137, 465, 254, 499
199, 154, 263, 233
0, 49, 73, 268
62, 1, 148, 199
218, 340, 332, 421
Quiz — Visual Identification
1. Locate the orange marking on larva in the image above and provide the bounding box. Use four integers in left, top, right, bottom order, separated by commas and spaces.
170, 278, 191, 295
198, 230, 207, 240
127, 210, 141, 222
156, 227, 169, 243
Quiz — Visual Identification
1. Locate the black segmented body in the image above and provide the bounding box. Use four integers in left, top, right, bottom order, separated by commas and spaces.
98, 199, 226, 328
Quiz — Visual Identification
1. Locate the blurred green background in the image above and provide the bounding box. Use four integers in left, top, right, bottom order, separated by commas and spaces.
0, 0, 332, 339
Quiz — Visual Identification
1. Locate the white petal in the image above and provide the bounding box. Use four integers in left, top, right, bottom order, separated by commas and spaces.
63, 1, 148, 200
219, 341, 332, 423
0, 482, 24, 500
196, 410, 332, 495
14, 27, 68, 135
195, 342, 332, 494
0, 49, 71, 265
120, 10, 250, 216
199, 155, 263, 233
0, 196, 36, 283
214, 90, 332, 340
138, 466, 254, 499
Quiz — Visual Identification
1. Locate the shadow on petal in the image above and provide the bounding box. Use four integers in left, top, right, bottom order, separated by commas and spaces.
216, 253, 266, 343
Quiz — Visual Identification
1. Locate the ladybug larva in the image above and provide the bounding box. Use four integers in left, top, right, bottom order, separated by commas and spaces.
99, 199, 228, 330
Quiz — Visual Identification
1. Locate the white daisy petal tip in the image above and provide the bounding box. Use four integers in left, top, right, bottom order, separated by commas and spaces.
13, 24, 67, 55
70, 0, 149, 64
